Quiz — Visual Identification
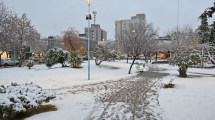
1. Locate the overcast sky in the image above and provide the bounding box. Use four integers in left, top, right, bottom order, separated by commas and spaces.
3, 0, 215, 39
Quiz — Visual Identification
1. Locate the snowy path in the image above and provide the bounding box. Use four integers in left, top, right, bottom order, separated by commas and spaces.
25, 63, 169, 120
86, 74, 161, 120
70, 71, 168, 120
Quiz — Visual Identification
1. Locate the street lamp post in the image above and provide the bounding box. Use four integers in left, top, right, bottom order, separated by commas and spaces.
86, 0, 92, 80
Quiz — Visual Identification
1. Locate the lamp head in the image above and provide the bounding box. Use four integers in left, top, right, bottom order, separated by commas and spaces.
87, 0, 92, 6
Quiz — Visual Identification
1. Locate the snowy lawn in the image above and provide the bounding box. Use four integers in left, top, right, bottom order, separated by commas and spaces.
0, 60, 136, 89
158, 64, 215, 120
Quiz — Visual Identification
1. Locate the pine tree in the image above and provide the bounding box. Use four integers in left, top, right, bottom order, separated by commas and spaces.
198, 12, 210, 43
209, 21, 215, 43
199, 2, 215, 44
44, 47, 68, 68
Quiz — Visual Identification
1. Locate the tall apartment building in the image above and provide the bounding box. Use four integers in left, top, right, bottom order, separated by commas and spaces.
85, 24, 107, 41
115, 13, 146, 42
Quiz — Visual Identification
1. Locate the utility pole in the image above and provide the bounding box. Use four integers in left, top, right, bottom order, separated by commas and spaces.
92, 11, 97, 25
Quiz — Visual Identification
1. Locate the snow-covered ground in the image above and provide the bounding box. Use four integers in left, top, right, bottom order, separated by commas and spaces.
158, 64, 215, 120
0, 60, 137, 120
0, 61, 135, 89
0, 60, 215, 120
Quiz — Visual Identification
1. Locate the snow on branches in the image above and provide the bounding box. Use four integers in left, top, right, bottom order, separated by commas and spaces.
45, 47, 69, 68
0, 83, 55, 119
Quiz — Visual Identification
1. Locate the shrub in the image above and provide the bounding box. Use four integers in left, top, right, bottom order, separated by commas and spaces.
0, 83, 56, 119
25, 59, 34, 69
68, 51, 83, 68
94, 45, 118, 66
163, 83, 175, 88
44, 47, 68, 68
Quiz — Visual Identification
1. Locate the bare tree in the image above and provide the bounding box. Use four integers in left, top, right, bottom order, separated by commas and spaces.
0, 1, 10, 66
94, 45, 118, 66
119, 21, 158, 74
0, 1, 40, 66
10, 13, 40, 67
117, 33, 132, 63
63, 28, 80, 52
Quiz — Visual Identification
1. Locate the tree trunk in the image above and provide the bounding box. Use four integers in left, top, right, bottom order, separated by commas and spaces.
19, 59, 22, 67
144, 54, 147, 62
128, 56, 137, 74
95, 58, 99, 65
179, 64, 187, 77
18, 54, 22, 67
0, 55, 2, 66
18, 50, 23, 67
155, 52, 158, 61
126, 56, 129, 64
95, 58, 103, 66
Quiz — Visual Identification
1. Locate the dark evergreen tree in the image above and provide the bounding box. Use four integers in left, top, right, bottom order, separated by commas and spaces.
209, 21, 215, 43
199, 2, 215, 44
198, 12, 210, 43
44, 47, 68, 68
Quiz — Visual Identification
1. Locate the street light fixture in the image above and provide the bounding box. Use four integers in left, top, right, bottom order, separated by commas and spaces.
87, 0, 92, 6
86, 0, 92, 80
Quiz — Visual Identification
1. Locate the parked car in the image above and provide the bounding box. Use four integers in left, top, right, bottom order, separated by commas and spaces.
1, 58, 19, 66
33, 56, 39, 61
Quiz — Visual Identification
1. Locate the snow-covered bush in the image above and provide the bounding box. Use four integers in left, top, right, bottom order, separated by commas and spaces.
169, 50, 201, 77
94, 45, 118, 66
0, 85, 5, 93
0, 83, 55, 119
168, 26, 202, 77
44, 47, 68, 68
136, 61, 151, 72
68, 51, 83, 68
25, 59, 34, 69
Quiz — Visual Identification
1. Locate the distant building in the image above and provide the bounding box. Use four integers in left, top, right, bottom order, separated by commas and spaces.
45, 36, 64, 49
85, 24, 107, 41
98, 40, 116, 49
79, 36, 98, 52
115, 13, 146, 41
115, 13, 146, 52
101, 30, 107, 41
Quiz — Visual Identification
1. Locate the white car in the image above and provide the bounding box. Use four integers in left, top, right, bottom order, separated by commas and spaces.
33, 56, 39, 61
1, 58, 19, 66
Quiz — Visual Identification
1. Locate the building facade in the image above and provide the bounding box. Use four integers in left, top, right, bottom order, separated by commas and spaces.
115, 14, 146, 52
85, 24, 107, 41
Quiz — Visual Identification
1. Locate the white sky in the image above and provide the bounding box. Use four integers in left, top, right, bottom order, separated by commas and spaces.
3, 0, 215, 39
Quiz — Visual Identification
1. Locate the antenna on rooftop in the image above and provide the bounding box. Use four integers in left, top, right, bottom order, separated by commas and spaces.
92, 11, 97, 24
177, 0, 180, 31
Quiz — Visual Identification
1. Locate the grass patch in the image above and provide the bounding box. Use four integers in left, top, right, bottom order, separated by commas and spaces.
0, 104, 57, 120
163, 83, 175, 88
